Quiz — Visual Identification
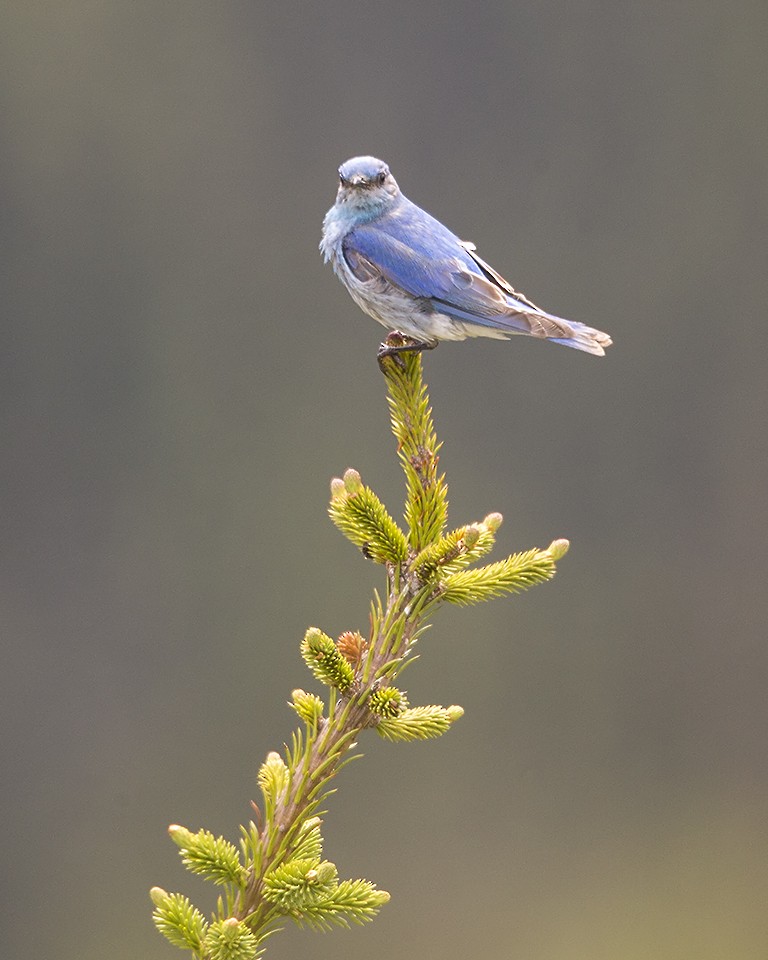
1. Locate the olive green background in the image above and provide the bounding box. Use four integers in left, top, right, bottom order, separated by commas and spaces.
3, 2, 767, 958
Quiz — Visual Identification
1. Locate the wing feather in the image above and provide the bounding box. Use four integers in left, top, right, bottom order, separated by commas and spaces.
342, 220, 610, 353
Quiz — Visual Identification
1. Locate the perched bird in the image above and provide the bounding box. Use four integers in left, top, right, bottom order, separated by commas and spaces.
321, 156, 612, 357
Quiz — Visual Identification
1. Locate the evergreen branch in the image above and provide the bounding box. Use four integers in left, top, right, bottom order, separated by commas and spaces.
152, 345, 571, 957
289, 689, 324, 727
301, 628, 355, 692
440, 541, 569, 606
460, 512, 503, 564
289, 818, 324, 861
257, 752, 290, 824
169, 826, 247, 887
329, 469, 408, 563
376, 704, 464, 742
292, 879, 391, 931
262, 859, 339, 910
381, 350, 448, 550
151, 888, 207, 954
412, 512, 503, 581
203, 918, 264, 960
368, 685, 408, 718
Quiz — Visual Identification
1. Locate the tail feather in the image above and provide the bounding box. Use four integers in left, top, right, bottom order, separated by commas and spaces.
456, 243, 612, 355
442, 302, 613, 355
547, 319, 613, 356
516, 309, 612, 356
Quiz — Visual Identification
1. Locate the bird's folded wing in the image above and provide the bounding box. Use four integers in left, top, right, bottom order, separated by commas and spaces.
343, 226, 573, 338
343, 227, 462, 300
458, 241, 544, 313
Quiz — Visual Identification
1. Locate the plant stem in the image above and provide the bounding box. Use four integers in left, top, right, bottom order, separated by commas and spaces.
239, 563, 434, 934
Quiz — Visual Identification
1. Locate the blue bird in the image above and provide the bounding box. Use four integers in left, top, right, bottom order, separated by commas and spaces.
321, 156, 612, 358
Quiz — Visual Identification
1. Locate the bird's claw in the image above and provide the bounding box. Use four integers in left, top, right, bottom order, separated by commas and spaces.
377, 331, 438, 371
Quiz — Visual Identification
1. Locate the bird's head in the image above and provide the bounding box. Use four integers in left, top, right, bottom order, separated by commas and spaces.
335, 156, 400, 215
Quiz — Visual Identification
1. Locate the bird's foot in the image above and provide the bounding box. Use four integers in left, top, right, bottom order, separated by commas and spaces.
377, 331, 438, 370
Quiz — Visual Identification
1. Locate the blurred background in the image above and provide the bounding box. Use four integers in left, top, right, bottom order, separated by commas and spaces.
3, 2, 767, 958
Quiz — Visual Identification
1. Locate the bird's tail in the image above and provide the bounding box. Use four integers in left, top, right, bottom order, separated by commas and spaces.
459, 243, 612, 355
546, 319, 613, 356
496, 309, 613, 356
447, 305, 614, 355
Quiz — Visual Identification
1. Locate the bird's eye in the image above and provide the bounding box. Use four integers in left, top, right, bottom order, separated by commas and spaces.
376, 171, 387, 185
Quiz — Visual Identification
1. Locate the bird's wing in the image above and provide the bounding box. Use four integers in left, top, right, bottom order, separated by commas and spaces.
343, 226, 575, 339
342, 226, 464, 300
458, 241, 544, 313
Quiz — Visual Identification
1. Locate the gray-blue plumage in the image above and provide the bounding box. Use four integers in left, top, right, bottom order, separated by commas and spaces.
320, 156, 612, 356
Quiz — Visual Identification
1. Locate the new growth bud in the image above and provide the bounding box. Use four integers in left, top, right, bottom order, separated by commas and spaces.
337, 630, 368, 667
547, 538, 570, 560
302, 627, 355, 692
291, 688, 324, 725
168, 825, 193, 847
368, 685, 408, 718
204, 917, 259, 960
484, 512, 503, 532
462, 525, 481, 549
149, 886, 169, 907
343, 468, 362, 494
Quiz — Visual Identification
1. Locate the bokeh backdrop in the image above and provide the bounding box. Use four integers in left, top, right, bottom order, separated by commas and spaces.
3, 2, 767, 958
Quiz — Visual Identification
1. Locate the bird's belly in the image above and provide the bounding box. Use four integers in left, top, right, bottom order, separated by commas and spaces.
339, 268, 468, 341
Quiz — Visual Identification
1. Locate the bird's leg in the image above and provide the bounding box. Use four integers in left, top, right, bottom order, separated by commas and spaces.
377, 331, 439, 369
